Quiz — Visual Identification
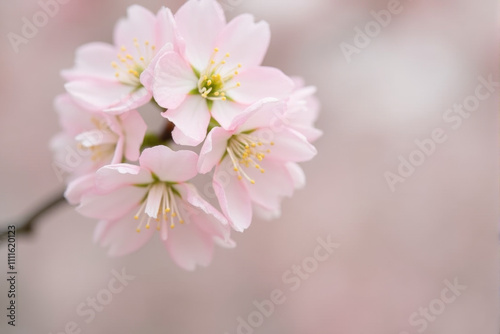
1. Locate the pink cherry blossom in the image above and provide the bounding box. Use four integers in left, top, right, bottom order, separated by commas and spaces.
285, 77, 323, 143
63, 5, 181, 114
197, 99, 317, 231
77, 145, 234, 270
51, 94, 147, 204
152, 0, 294, 146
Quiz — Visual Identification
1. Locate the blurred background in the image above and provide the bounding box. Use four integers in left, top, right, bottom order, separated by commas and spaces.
0, 0, 498, 333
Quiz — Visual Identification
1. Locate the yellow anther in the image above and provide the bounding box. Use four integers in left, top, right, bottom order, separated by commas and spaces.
145, 40, 149, 45
145, 223, 150, 229
234, 71, 239, 75
179, 220, 185, 224
221, 92, 226, 96
126, 54, 134, 60
111, 61, 118, 68
207, 80, 212, 86
221, 97, 227, 101
121, 46, 126, 51
165, 208, 171, 213
156, 225, 161, 231
250, 180, 255, 184
236, 82, 241, 87
238, 63, 242, 68
234, 167, 239, 171
238, 175, 243, 180
211, 60, 216, 64
134, 215, 139, 220
172, 212, 177, 218
115, 73, 120, 77
225, 53, 230, 57
140, 56, 145, 61
270, 142, 275, 145
136, 228, 141, 233
214, 92, 220, 96
203, 75, 208, 80
214, 47, 219, 52
251, 143, 256, 147
221, 60, 226, 64
170, 223, 175, 229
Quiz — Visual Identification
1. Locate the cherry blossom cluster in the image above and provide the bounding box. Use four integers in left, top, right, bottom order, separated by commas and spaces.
51, 0, 321, 270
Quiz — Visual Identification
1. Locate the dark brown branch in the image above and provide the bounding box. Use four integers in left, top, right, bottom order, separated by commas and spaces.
159, 119, 175, 142
0, 191, 66, 245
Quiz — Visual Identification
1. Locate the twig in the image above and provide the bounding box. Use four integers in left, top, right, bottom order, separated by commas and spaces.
159, 119, 175, 142
0, 192, 66, 245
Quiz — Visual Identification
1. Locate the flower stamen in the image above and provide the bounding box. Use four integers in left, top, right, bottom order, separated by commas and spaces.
197, 47, 242, 101
226, 133, 274, 183
111, 38, 156, 87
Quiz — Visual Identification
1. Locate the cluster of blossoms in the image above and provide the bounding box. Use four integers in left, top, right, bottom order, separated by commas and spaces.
51, 0, 321, 270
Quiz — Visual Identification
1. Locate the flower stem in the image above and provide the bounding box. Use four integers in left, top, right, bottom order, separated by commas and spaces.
0, 191, 66, 245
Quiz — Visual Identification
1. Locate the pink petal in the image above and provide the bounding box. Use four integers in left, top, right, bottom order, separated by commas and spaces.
75, 130, 116, 148
61, 42, 116, 81
103, 87, 152, 114
286, 162, 306, 189
54, 94, 100, 136
291, 125, 323, 143
216, 14, 270, 69
144, 184, 163, 219
210, 100, 247, 130
93, 220, 110, 244
214, 236, 236, 249
119, 110, 147, 161
228, 98, 284, 132
139, 146, 198, 182
164, 218, 214, 271
175, 0, 226, 71
64, 173, 96, 205
140, 43, 174, 92
178, 183, 229, 233
95, 164, 153, 191
163, 95, 211, 146
229, 67, 294, 104
65, 79, 151, 114
213, 159, 252, 232
253, 203, 281, 221
198, 127, 231, 174
113, 5, 156, 52
155, 7, 181, 49
254, 128, 317, 162
99, 215, 155, 257
243, 159, 294, 211
152, 51, 197, 109
77, 186, 146, 221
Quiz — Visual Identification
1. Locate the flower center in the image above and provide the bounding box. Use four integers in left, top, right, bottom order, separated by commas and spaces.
134, 183, 184, 238
226, 133, 274, 184
197, 47, 242, 101
76, 117, 117, 162
111, 38, 156, 87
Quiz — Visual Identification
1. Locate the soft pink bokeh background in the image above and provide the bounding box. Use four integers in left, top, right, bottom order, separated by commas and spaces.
0, 0, 498, 333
